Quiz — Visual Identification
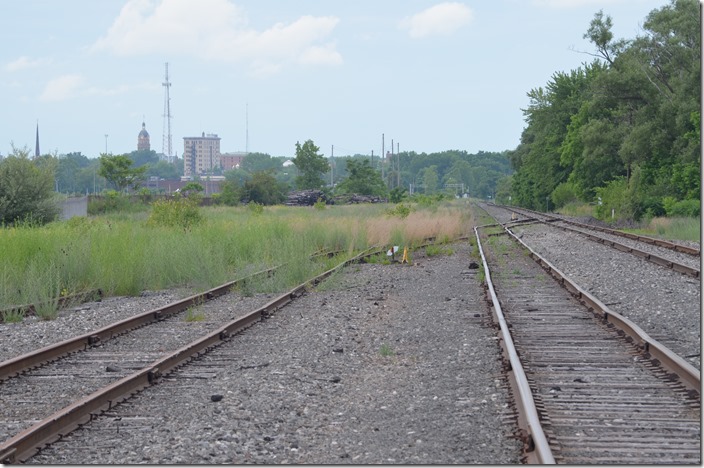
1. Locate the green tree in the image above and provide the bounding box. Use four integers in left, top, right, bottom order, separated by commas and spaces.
217, 180, 241, 206
242, 170, 288, 205
0, 147, 59, 225
292, 140, 329, 190
98, 154, 147, 192
241, 152, 281, 173
335, 159, 388, 197
422, 166, 439, 194
147, 160, 180, 180
128, 149, 159, 168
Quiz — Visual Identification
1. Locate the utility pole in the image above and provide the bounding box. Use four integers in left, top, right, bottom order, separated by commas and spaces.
397, 142, 400, 188
391, 139, 394, 188
330, 144, 334, 186
104, 134, 108, 154
381, 133, 385, 180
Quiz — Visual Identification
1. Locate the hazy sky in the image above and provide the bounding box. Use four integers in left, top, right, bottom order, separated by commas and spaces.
2, 0, 668, 159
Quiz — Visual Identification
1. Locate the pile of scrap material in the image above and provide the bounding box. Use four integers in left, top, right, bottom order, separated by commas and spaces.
332, 194, 388, 204
285, 190, 331, 206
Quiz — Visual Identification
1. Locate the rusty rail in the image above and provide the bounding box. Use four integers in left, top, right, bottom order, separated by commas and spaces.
474, 226, 555, 464
503, 224, 700, 394
476, 203, 700, 394
495, 203, 700, 256
489, 204, 700, 278
0, 246, 382, 464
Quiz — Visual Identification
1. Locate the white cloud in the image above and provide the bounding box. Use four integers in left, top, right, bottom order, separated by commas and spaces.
90, 0, 342, 75
39, 75, 156, 102
39, 74, 85, 102
532, 0, 627, 8
5, 56, 51, 72
400, 2, 473, 38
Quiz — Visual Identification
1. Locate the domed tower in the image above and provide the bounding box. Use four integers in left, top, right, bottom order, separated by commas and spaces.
137, 121, 150, 151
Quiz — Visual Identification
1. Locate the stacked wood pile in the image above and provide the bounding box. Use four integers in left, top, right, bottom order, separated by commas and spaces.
332, 194, 387, 204
285, 190, 331, 206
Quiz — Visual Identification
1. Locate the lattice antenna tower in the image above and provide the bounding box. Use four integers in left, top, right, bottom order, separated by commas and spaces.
162, 62, 173, 163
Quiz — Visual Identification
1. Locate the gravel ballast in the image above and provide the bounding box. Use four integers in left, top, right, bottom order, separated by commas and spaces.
23, 242, 523, 464
479, 203, 701, 370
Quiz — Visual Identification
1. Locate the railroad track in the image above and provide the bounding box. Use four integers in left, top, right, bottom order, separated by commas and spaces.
474, 213, 700, 463
483, 203, 700, 278
0, 247, 380, 464
477, 202, 701, 372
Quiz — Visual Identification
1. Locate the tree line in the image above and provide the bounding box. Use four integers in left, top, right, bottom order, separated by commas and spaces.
503, 0, 700, 220
0, 139, 511, 224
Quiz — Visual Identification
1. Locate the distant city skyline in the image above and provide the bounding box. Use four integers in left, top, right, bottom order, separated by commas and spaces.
2, 0, 667, 159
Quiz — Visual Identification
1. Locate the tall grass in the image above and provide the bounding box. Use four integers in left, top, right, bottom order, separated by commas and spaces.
627, 216, 701, 242
0, 200, 474, 312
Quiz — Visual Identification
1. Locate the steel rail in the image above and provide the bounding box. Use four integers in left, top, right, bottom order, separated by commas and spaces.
0, 249, 348, 324
0, 246, 382, 464
489, 204, 700, 278
501, 223, 701, 394
475, 202, 700, 394
0, 289, 103, 323
496, 203, 700, 256
0, 263, 286, 382
474, 226, 555, 465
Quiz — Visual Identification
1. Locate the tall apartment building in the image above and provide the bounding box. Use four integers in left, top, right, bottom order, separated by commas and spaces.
183, 132, 221, 177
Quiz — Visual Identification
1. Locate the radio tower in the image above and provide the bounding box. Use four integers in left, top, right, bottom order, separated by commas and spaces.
162, 62, 173, 163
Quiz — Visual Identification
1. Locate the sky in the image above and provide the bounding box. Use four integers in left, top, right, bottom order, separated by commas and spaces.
1, 0, 671, 160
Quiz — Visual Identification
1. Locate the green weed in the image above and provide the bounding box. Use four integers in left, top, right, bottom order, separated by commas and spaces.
380, 343, 395, 357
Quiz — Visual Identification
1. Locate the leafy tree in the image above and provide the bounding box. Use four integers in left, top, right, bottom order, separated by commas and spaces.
181, 182, 203, 192
128, 149, 159, 168
292, 140, 329, 189
422, 166, 439, 194
98, 154, 147, 192
241, 152, 281, 173
335, 158, 388, 197
56, 152, 91, 194
0, 148, 59, 225
147, 160, 180, 180
389, 187, 406, 203
217, 180, 241, 206
241, 170, 287, 205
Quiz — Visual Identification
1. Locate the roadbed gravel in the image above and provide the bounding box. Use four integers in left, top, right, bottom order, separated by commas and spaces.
17, 242, 523, 464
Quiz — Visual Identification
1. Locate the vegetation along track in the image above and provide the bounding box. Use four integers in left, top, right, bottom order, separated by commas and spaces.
474, 221, 700, 464
0, 248, 373, 464
479, 202, 701, 372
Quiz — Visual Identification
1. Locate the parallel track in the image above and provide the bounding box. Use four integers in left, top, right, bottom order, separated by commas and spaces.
0, 248, 380, 464
475, 210, 700, 464
486, 203, 700, 278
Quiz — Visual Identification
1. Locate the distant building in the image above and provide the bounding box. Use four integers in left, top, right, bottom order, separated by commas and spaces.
221, 152, 247, 171
138, 121, 150, 151
183, 132, 221, 177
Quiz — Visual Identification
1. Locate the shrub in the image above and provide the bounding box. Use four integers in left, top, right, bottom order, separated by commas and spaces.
386, 203, 411, 219
147, 197, 204, 230
0, 153, 59, 225
314, 198, 326, 211
551, 182, 578, 209
247, 202, 264, 215
664, 198, 700, 218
